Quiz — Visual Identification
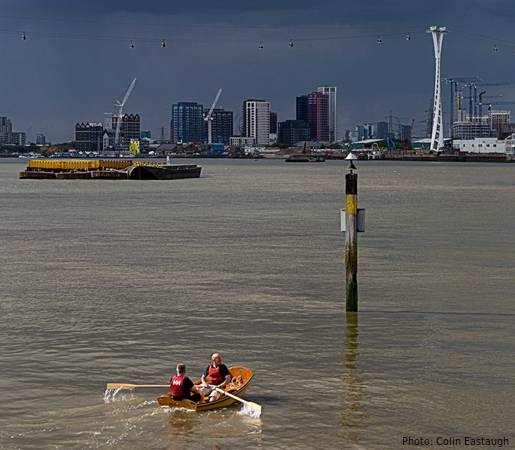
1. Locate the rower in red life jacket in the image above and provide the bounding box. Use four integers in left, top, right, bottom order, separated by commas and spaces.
170, 363, 201, 402
200, 353, 231, 399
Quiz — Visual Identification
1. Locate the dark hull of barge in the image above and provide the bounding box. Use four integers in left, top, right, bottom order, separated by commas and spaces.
19, 164, 202, 180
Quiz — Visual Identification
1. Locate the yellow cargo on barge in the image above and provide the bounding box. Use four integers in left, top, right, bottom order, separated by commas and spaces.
27, 159, 163, 171
19, 159, 202, 180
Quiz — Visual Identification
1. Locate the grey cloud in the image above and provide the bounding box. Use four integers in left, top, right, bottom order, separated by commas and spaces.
1, 0, 514, 142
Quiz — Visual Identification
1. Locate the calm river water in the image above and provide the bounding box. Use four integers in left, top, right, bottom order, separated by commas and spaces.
0, 159, 514, 450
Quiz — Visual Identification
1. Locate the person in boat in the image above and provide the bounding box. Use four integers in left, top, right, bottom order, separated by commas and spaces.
199, 353, 231, 399
170, 363, 201, 402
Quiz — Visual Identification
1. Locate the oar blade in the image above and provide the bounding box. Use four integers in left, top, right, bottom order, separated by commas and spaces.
214, 387, 262, 417
242, 401, 262, 417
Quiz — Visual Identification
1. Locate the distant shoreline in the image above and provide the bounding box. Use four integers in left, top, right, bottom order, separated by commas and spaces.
1, 153, 514, 163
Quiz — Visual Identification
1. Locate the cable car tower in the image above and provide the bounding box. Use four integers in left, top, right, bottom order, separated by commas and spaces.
428, 26, 447, 152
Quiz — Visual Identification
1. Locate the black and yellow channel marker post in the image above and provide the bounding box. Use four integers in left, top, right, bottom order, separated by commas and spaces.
341, 154, 365, 312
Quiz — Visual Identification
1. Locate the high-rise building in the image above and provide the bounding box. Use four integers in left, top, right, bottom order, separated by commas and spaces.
269, 111, 278, 144
354, 125, 365, 141
453, 89, 466, 124
307, 92, 329, 142
317, 86, 337, 142
452, 121, 494, 140
103, 113, 113, 130
170, 102, 204, 143
353, 123, 375, 141
112, 114, 140, 148
75, 122, 104, 152
363, 123, 375, 140
0, 116, 27, 146
296, 95, 309, 122
375, 121, 389, 139
140, 130, 152, 140
0, 116, 13, 145
11, 132, 26, 146
204, 108, 233, 144
36, 134, 46, 145
242, 99, 270, 145
278, 120, 311, 146
269, 112, 278, 134
490, 111, 510, 137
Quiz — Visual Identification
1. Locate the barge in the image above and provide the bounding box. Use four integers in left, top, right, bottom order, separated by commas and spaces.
19, 159, 201, 180
285, 154, 325, 163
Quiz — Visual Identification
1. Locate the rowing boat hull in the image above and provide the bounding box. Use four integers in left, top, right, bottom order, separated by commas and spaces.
157, 366, 253, 412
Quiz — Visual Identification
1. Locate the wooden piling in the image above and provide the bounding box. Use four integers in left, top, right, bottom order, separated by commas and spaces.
345, 169, 358, 311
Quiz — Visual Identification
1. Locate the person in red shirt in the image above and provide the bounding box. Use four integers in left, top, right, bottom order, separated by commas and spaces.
170, 363, 200, 402
199, 353, 231, 399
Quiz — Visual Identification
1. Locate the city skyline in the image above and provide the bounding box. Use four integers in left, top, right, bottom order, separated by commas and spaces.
1, 1, 515, 142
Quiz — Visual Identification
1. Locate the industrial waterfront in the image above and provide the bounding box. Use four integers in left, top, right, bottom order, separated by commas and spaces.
1, 158, 514, 449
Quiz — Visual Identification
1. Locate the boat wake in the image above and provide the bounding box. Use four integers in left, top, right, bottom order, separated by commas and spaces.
238, 404, 261, 419
103, 387, 134, 403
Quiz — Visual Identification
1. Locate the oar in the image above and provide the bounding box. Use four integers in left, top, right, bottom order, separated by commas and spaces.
106, 383, 169, 390
215, 387, 262, 417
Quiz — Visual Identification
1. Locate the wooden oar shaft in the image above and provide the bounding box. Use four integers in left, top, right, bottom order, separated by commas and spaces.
216, 388, 247, 404
214, 388, 262, 415
130, 384, 169, 388
106, 383, 169, 390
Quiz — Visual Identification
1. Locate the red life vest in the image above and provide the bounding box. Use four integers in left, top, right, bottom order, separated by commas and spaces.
171, 375, 186, 399
207, 365, 224, 385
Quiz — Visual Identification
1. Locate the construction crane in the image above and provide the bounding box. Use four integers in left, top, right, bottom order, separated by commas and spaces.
445, 77, 481, 138
473, 94, 502, 117
114, 78, 137, 149
476, 82, 513, 87
204, 88, 222, 145
464, 93, 502, 103
474, 82, 513, 117
487, 100, 515, 108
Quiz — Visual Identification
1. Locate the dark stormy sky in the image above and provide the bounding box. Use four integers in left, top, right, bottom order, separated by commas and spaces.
1, 0, 515, 142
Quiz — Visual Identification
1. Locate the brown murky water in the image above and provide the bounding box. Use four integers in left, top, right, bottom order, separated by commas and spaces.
1, 159, 514, 449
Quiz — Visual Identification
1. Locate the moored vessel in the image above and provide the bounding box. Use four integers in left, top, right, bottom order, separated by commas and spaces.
19, 159, 202, 180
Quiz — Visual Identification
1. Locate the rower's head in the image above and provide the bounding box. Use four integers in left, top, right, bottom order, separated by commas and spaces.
176, 363, 186, 375
211, 353, 222, 366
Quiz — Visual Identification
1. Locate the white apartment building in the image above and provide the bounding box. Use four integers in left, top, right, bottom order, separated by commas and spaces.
453, 137, 505, 154
317, 86, 337, 142
243, 99, 270, 146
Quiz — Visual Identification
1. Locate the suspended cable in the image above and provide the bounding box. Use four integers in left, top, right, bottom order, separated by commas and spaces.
3, 25, 515, 53
0, 27, 427, 45
451, 29, 515, 49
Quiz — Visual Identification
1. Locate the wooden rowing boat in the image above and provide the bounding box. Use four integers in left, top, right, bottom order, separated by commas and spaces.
157, 366, 253, 412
